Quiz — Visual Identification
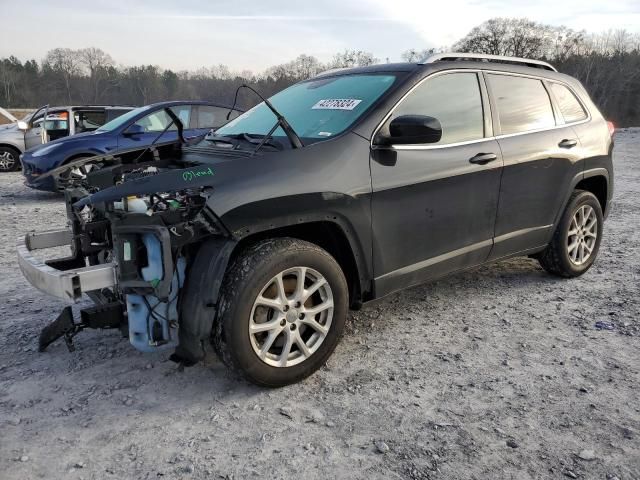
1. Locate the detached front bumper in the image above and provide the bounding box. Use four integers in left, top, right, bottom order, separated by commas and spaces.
17, 229, 116, 302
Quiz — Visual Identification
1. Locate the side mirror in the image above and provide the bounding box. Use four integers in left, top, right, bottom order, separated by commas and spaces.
17, 121, 28, 131
123, 123, 145, 136
377, 115, 442, 145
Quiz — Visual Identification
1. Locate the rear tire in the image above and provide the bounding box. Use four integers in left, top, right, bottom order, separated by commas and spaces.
0, 146, 21, 172
213, 238, 348, 387
538, 190, 603, 277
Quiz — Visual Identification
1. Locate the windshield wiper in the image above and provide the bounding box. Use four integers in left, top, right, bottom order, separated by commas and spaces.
227, 84, 304, 150
234, 133, 282, 154
204, 134, 238, 146
205, 132, 280, 151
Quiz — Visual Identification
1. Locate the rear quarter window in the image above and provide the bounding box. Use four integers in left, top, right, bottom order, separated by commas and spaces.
197, 105, 236, 129
487, 74, 556, 135
549, 83, 588, 123
74, 111, 106, 132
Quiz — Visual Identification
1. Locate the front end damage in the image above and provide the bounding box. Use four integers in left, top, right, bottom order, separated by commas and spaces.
17, 158, 234, 364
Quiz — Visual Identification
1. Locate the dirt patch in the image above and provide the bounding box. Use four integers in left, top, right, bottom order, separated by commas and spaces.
0, 130, 638, 479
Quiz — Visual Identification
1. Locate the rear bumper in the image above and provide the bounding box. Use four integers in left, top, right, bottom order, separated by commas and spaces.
17, 229, 116, 302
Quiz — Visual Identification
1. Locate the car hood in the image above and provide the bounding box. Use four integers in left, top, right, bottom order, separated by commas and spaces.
73, 146, 275, 208
74, 133, 362, 209
0, 122, 17, 132
27, 129, 108, 154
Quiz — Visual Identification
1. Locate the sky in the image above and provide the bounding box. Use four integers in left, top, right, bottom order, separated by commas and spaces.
1, 0, 639, 72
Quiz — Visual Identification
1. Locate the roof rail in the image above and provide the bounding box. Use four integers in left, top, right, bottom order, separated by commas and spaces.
421, 52, 557, 72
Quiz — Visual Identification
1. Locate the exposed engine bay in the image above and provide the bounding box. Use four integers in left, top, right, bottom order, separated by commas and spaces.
30, 154, 228, 363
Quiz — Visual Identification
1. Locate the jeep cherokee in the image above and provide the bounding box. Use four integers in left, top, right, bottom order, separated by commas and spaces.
18, 53, 614, 387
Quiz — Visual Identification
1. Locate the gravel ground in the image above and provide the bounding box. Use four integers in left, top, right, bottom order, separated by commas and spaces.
0, 130, 638, 480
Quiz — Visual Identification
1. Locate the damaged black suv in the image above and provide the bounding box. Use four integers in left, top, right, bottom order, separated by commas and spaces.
18, 53, 614, 387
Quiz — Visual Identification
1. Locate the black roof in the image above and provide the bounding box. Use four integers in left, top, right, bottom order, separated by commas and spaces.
316, 63, 421, 77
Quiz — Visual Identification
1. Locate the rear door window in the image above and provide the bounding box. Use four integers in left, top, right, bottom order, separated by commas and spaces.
549, 83, 588, 123
487, 74, 556, 135
74, 111, 106, 132
382, 72, 485, 145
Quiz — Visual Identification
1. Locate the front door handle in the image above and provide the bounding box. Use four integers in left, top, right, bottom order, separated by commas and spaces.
559, 139, 577, 148
469, 152, 497, 165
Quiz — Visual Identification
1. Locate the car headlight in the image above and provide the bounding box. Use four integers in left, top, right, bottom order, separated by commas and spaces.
32, 144, 60, 157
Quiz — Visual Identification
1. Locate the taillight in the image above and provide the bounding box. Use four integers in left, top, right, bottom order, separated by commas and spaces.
607, 121, 615, 137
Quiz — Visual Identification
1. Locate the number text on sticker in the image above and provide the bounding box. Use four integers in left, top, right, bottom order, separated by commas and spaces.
312, 99, 362, 111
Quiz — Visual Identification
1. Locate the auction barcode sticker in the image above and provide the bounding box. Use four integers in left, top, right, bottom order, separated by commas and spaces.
312, 99, 362, 110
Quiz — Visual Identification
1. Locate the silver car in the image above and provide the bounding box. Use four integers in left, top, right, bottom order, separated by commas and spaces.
0, 107, 31, 172
0, 105, 133, 172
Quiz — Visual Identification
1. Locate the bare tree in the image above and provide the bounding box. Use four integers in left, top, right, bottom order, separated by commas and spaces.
2, 37, 638, 126
455, 18, 509, 55
0, 59, 20, 106
43, 48, 82, 103
78, 47, 115, 103
454, 18, 564, 58
401, 48, 439, 62
328, 50, 378, 68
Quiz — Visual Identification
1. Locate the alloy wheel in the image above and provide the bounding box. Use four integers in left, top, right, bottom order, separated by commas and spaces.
68, 163, 96, 180
0, 151, 16, 171
249, 266, 334, 367
567, 204, 598, 265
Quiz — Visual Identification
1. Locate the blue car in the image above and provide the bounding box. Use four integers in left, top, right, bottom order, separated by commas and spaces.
22, 101, 241, 191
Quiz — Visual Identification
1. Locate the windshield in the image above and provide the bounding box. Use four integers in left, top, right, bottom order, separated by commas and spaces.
97, 106, 150, 132
216, 74, 397, 141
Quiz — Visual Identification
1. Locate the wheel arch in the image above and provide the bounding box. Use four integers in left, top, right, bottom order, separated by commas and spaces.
0, 143, 22, 170
61, 152, 97, 165
575, 172, 608, 215
553, 168, 610, 229
175, 220, 369, 365
229, 220, 370, 308
0, 142, 22, 154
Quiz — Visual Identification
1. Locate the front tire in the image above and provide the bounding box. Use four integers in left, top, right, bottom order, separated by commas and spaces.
538, 190, 603, 277
213, 238, 348, 387
55, 157, 99, 190
0, 146, 21, 172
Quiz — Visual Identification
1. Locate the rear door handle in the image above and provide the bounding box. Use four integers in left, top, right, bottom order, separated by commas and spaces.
558, 139, 577, 148
469, 153, 497, 165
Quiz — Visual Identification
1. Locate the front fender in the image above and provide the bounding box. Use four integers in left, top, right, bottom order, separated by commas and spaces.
219, 192, 373, 296
0, 139, 25, 153
173, 237, 237, 364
